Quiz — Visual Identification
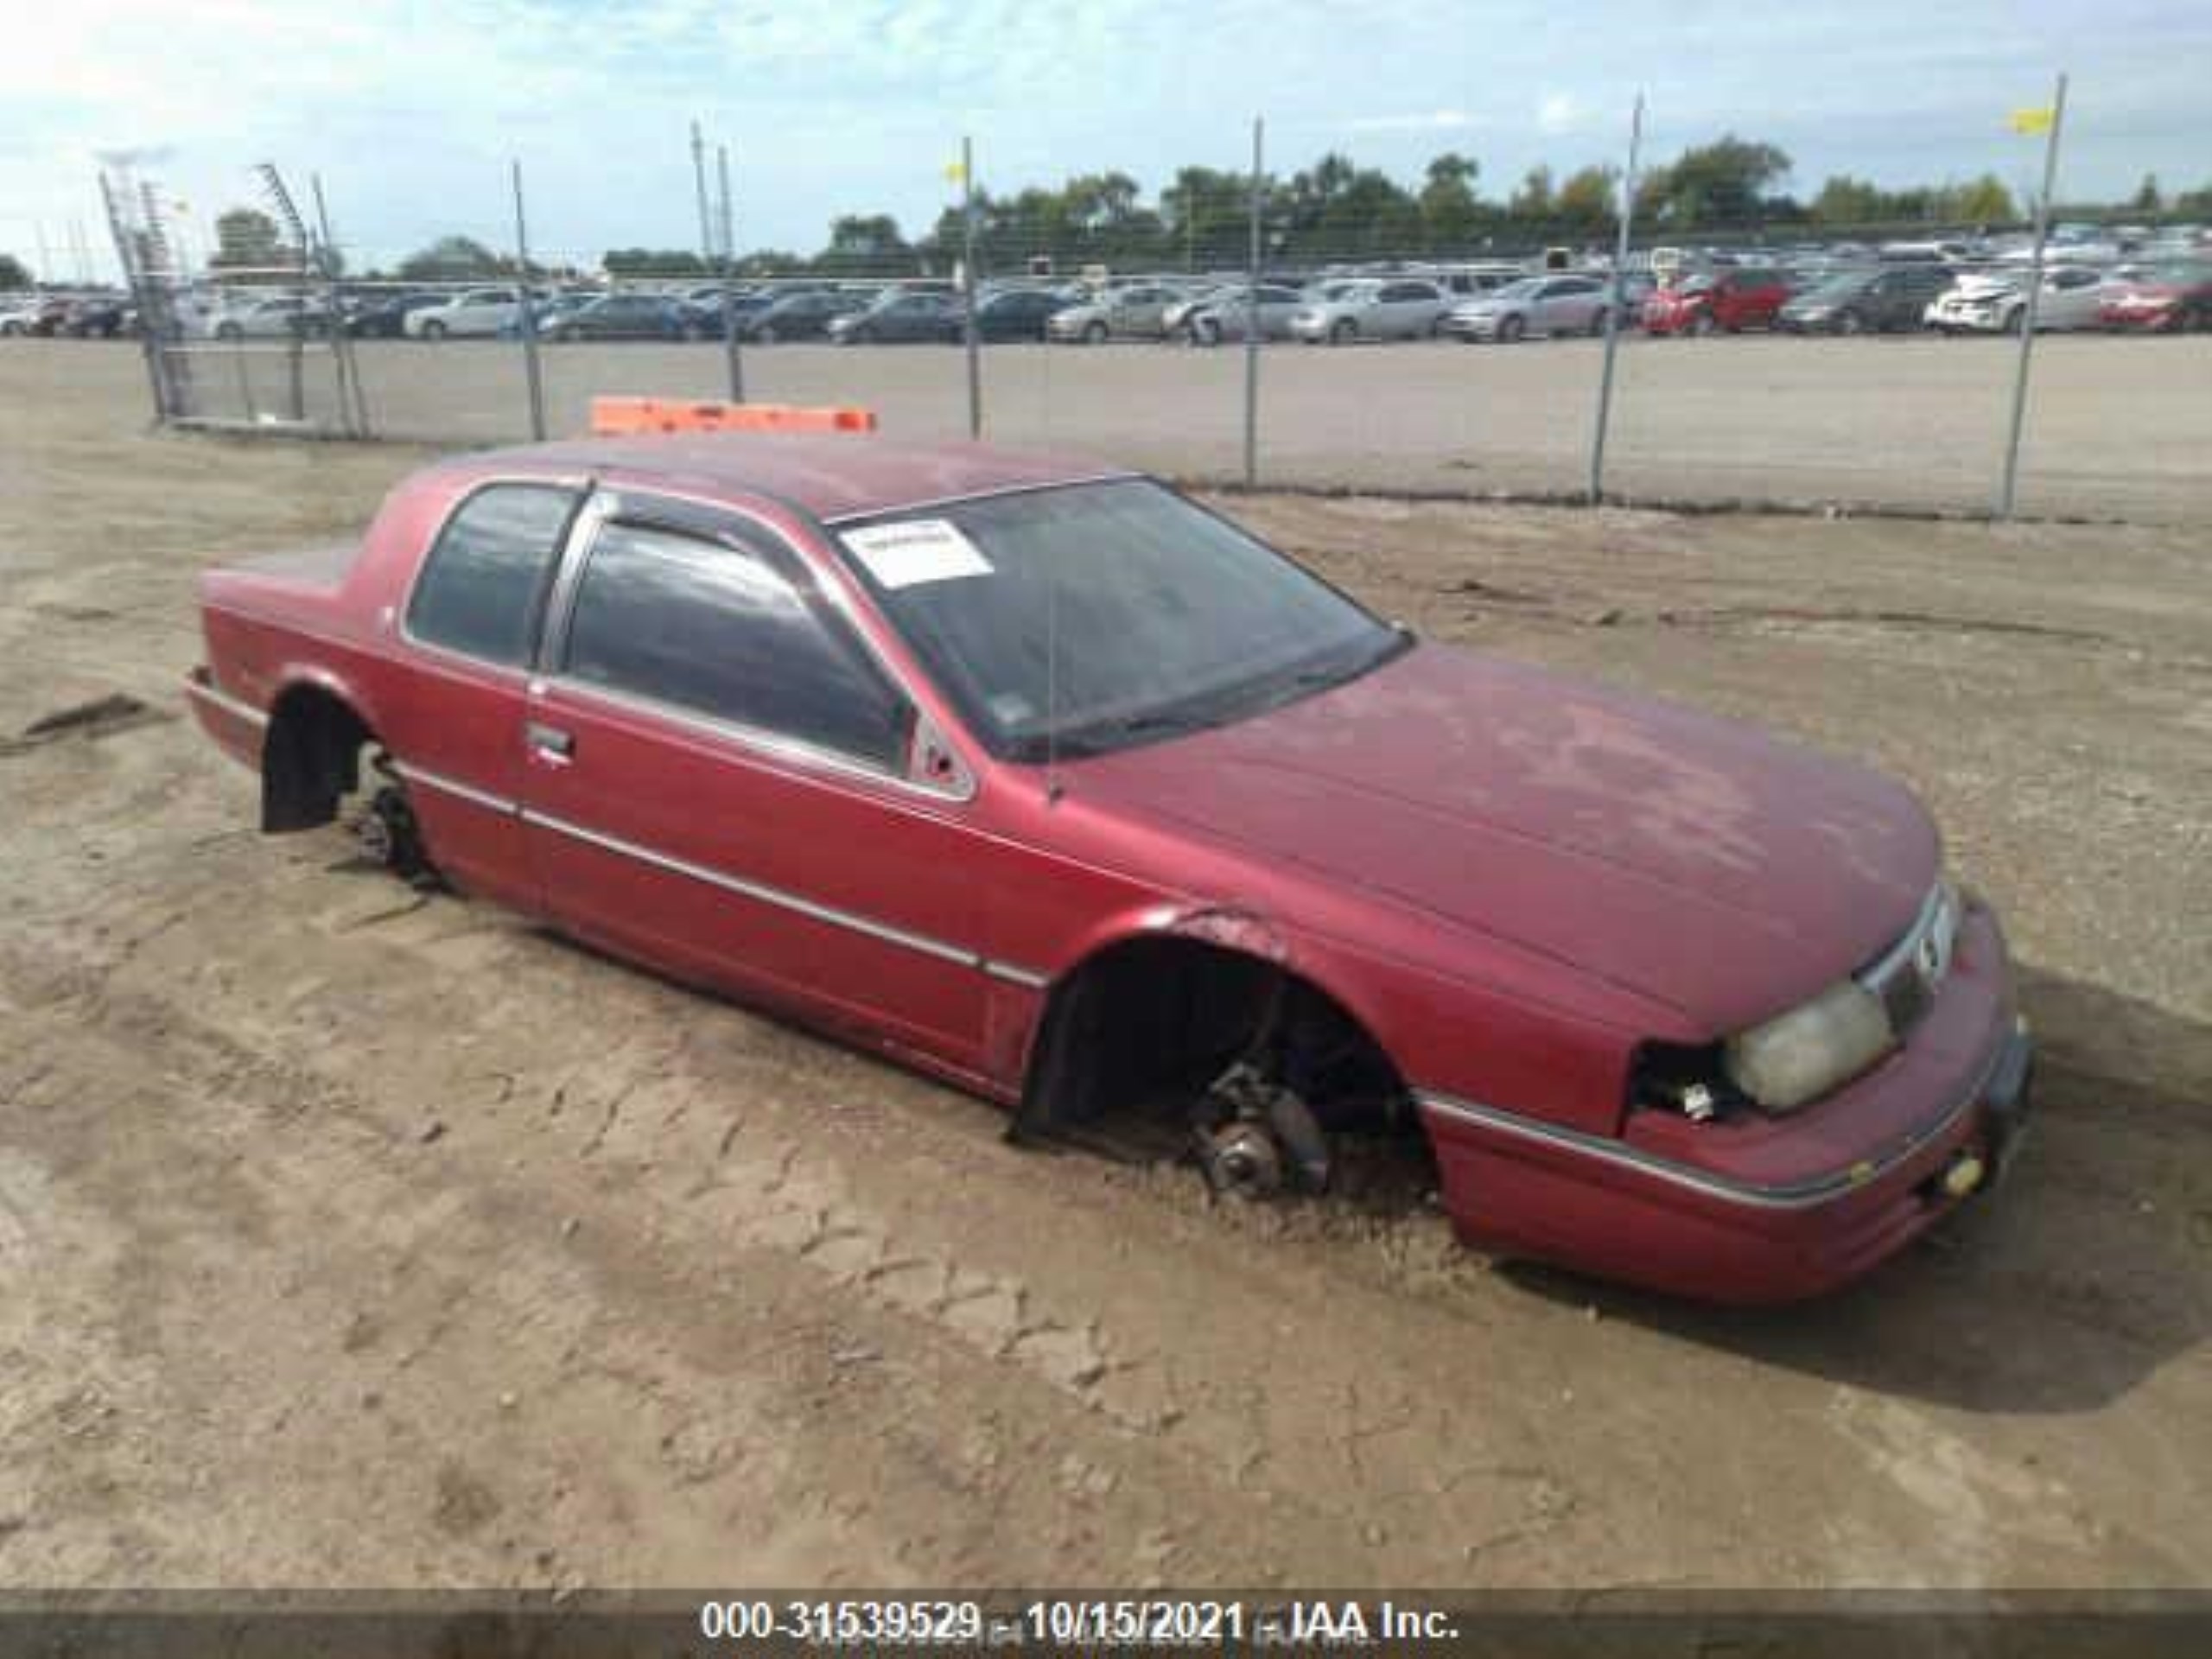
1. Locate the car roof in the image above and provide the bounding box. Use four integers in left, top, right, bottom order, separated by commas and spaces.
454, 433, 1134, 524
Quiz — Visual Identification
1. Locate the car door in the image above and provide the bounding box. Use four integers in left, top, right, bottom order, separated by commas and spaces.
2044, 267, 2101, 328
1528, 279, 1571, 334
518, 492, 992, 1069
386, 479, 583, 913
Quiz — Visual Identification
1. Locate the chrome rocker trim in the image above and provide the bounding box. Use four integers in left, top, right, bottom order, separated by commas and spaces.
390, 761, 1050, 992
183, 675, 270, 729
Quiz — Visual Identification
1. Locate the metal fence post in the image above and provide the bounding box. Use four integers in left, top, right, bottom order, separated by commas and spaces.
963, 135, 982, 440
1588, 92, 1644, 505
716, 143, 745, 402
512, 160, 547, 442
1998, 73, 2068, 521
95, 169, 170, 426
690, 120, 715, 276
1243, 115, 1263, 490
312, 173, 369, 437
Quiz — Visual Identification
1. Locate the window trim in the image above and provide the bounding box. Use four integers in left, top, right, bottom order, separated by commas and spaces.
398, 474, 590, 677
537, 487, 975, 803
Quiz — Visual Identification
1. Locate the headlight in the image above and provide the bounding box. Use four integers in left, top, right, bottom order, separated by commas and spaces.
1722, 978, 1896, 1111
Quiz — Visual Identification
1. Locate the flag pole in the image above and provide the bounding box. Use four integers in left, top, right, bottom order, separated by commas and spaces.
1998, 73, 2067, 521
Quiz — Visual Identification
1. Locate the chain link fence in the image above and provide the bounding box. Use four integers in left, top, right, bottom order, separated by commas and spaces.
89, 137, 2212, 525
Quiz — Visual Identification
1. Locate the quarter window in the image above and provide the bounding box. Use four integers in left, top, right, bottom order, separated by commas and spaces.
406, 484, 575, 666
562, 521, 908, 769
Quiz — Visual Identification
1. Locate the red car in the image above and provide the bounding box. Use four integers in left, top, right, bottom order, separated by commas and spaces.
2098, 262, 2212, 332
185, 434, 2032, 1304
1643, 267, 1794, 336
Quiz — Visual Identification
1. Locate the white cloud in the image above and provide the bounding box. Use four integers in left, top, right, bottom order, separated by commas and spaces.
1537, 92, 1581, 135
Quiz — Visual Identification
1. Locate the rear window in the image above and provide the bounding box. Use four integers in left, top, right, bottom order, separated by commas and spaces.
406, 484, 575, 666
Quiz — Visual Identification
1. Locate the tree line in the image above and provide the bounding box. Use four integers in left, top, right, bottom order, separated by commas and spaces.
191, 138, 2212, 283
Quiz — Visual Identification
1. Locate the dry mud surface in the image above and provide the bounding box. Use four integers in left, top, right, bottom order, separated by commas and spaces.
0, 346, 2207, 1589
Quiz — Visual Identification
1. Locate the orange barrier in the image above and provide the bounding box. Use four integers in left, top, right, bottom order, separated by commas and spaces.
589, 396, 877, 436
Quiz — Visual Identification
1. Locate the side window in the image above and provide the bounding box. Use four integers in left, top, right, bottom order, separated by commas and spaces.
407, 484, 575, 666
562, 521, 909, 770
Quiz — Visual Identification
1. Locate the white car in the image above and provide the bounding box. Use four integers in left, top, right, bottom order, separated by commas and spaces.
204, 296, 329, 340
0, 299, 41, 335
1924, 267, 2110, 334
404, 288, 524, 340
1287, 278, 1452, 344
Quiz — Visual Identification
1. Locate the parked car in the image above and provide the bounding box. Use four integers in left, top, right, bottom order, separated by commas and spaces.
0, 298, 41, 336
61, 297, 135, 338
1289, 279, 1452, 344
1438, 274, 1609, 342
1777, 265, 1952, 334
18, 296, 77, 336
1607, 271, 1658, 327
1159, 284, 1242, 339
1179, 283, 1307, 345
1046, 283, 1191, 343
827, 290, 960, 344
745, 289, 868, 343
345, 291, 449, 338
1642, 268, 1793, 336
955, 286, 1073, 341
1924, 267, 2108, 334
182, 430, 2032, 1306
208, 296, 331, 340
2097, 262, 2212, 332
404, 288, 526, 340
542, 293, 715, 342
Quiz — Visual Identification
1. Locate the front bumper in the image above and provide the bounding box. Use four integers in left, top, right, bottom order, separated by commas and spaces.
1419, 902, 2033, 1304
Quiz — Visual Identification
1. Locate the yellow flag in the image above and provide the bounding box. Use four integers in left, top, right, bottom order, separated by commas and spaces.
2009, 105, 2055, 135
943, 159, 968, 186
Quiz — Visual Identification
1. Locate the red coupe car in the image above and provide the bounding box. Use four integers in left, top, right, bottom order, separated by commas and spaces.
185, 434, 2033, 1303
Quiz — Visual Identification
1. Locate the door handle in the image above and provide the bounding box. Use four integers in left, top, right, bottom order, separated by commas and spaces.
526, 721, 574, 764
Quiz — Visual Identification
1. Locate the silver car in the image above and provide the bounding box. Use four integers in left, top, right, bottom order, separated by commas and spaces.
1179, 283, 1307, 345
1440, 274, 1611, 342
1287, 279, 1452, 344
1046, 283, 1191, 343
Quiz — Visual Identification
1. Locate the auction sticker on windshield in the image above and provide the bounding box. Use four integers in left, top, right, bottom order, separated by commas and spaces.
842, 519, 994, 588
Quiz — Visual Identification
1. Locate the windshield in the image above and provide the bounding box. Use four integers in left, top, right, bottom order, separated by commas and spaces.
836, 480, 1404, 760
1491, 278, 1544, 300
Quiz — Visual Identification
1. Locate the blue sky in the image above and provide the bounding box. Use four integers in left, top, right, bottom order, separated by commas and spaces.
4, 0, 2208, 278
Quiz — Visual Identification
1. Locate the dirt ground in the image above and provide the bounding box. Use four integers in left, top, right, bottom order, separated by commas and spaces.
0, 344, 2207, 1592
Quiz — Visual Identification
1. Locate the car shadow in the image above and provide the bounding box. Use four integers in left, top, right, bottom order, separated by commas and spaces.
1500, 962, 2212, 1414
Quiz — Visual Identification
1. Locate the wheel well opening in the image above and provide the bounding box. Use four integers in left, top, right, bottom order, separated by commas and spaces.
260, 685, 374, 833
1016, 936, 1416, 1164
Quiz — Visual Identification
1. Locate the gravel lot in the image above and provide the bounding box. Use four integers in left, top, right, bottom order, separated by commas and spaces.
0, 345, 2208, 1591
154, 327, 2212, 523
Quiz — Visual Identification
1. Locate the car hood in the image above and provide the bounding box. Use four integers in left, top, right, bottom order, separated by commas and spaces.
1066, 644, 1937, 1033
